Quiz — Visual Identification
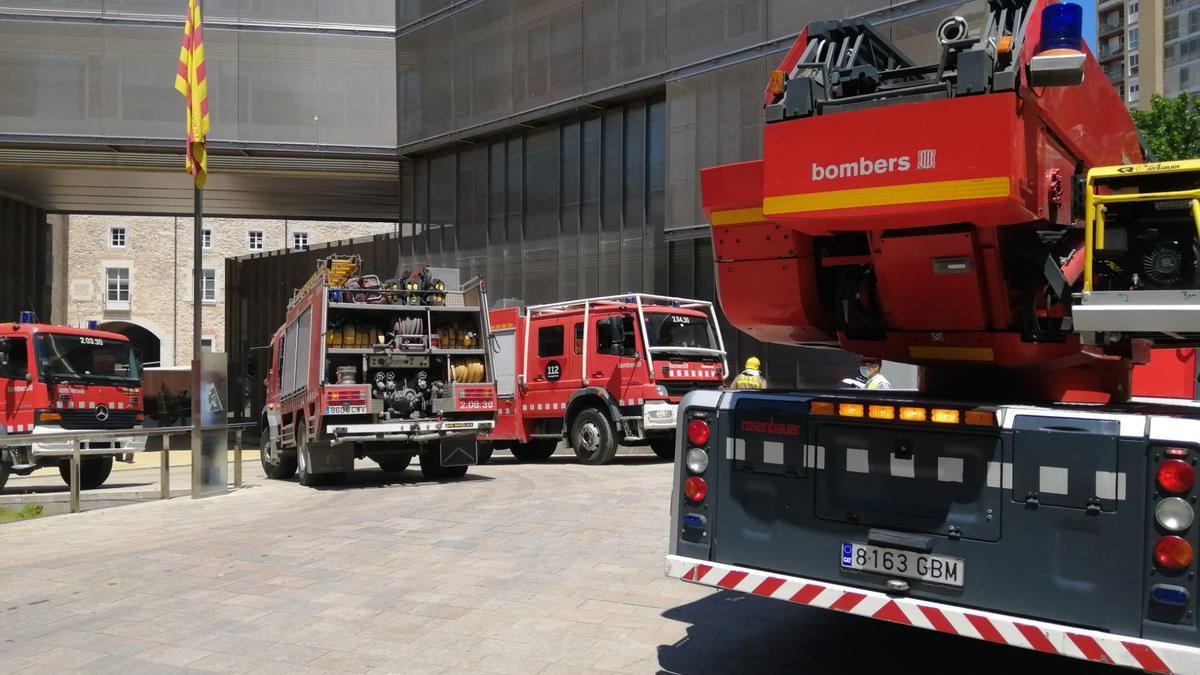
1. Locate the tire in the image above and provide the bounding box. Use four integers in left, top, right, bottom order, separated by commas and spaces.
58, 456, 114, 490
295, 423, 319, 487
0, 462, 9, 490
571, 408, 618, 465
476, 443, 494, 465
260, 427, 297, 480
374, 455, 412, 473
419, 452, 469, 480
650, 438, 676, 460
510, 440, 557, 463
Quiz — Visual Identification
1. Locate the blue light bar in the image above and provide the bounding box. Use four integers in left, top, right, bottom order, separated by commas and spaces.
18, 311, 33, 323
1152, 584, 1190, 607
87, 320, 99, 330
1039, 2, 1084, 53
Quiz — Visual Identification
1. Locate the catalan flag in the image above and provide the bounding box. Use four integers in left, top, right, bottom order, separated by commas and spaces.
174, 0, 209, 188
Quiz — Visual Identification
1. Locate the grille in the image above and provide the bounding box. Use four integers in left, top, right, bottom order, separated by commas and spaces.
58, 409, 139, 430
663, 381, 706, 397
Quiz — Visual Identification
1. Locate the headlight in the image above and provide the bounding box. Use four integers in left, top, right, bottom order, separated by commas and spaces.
686, 447, 709, 474
1157, 497, 1195, 532
656, 384, 668, 397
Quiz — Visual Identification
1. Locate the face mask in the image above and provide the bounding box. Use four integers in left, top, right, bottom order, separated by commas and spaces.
859, 365, 873, 378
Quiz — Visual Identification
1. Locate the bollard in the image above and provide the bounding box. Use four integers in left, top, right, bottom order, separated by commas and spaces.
234, 429, 243, 488
160, 435, 171, 500
69, 439, 81, 514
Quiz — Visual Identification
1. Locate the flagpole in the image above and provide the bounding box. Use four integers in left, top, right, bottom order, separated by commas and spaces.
191, 183, 203, 497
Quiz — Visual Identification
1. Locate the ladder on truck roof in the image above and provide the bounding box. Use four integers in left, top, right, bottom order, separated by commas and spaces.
517, 293, 729, 390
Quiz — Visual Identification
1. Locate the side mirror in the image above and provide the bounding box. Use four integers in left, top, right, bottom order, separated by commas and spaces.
0, 345, 8, 369
604, 316, 625, 351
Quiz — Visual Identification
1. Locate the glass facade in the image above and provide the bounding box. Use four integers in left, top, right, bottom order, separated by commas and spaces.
1164, 0, 1200, 96
0, 2, 396, 146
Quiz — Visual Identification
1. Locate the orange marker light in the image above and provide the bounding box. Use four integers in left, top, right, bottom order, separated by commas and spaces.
838, 403, 865, 418
899, 406, 927, 422
997, 35, 1013, 54
769, 70, 786, 96
811, 401, 835, 416
868, 405, 895, 420
965, 410, 995, 426
931, 408, 960, 424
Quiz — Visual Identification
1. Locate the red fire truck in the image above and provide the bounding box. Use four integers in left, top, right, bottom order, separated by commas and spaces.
260, 256, 497, 486
480, 294, 727, 465
668, 1, 1200, 672
0, 315, 145, 490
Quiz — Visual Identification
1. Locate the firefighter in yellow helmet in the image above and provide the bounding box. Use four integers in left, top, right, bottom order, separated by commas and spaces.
731, 356, 767, 390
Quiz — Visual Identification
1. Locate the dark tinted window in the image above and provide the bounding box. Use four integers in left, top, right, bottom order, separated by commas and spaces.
596, 315, 636, 356
538, 325, 564, 357
0, 337, 28, 379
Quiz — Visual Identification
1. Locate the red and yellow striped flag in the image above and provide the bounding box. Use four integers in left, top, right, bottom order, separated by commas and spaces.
174, 0, 209, 188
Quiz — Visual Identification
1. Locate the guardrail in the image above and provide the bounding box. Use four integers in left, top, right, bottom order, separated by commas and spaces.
0, 423, 256, 513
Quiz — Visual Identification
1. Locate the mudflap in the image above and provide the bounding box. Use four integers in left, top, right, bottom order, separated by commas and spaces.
309, 442, 355, 474
440, 437, 478, 467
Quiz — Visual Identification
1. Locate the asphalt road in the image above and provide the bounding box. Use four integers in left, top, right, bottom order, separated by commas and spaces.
0, 450, 1126, 674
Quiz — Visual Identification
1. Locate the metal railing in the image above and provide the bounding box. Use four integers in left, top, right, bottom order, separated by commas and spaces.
0, 423, 255, 513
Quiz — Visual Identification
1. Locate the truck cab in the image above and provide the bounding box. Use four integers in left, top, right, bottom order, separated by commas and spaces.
0, 319, 145, 490
484, 294, 728, 464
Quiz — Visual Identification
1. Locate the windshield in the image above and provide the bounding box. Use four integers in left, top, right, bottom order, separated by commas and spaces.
644, 313, 717, 351
35, 333, 141, 385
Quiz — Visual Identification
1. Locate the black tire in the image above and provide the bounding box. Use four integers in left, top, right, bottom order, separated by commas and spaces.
374, 455, 412, 473
419, 452, 469, 480
295, 423, 320, 487
0, 462, 9, 490
476, 443, 494, 465
650, 438, 676, 460
510, 440, 558, 462
260, 427, 297, 480
58, 456, 114, 490
571, 408, 618, 465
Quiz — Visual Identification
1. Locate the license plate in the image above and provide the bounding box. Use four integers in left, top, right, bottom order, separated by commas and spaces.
325, 405, 367, 415
840, 542, 964, 587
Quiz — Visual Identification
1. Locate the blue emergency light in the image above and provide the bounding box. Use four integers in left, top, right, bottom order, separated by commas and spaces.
18, 311, 33, 324
1152, 584, 1190, 607
87, 320, 99, 330
1039, 2, 1084, 53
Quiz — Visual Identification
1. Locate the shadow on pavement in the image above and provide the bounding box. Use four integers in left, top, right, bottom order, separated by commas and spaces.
657, 591, 1122, 675
300, 467, 494, 491
484, 454, 670, 467
1, 481, 155, 496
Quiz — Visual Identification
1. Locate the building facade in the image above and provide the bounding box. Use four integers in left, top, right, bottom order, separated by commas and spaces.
57, 215, 394, 367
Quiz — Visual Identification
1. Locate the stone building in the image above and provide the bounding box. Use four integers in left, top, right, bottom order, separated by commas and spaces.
53, 216, 394, 367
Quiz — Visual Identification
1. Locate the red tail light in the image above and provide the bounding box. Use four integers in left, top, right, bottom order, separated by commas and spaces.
1158, 460, 1196, 494
687, 419, 710, 446
1155, 536, 1194, 570
684, 476, 708, 503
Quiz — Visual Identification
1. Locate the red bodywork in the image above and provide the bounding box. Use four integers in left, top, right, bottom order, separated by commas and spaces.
483, 304, 725, 444
700, 2, 1181, 402
1, 322, 143, 436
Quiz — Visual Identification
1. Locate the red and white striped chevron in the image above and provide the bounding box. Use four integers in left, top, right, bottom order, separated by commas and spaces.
666, 555, 1200, 674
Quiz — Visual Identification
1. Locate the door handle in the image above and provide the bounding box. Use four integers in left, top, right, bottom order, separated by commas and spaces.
535, 376, 545, 382
592, 371, 604, 377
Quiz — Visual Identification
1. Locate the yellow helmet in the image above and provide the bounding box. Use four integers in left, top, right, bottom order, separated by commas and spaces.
745, 357, 761, 371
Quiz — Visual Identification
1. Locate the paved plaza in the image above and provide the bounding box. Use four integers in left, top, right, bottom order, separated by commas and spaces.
0, 453, 1115, 674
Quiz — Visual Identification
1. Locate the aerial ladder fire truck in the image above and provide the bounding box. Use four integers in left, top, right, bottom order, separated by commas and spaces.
667, 1, 1200, 672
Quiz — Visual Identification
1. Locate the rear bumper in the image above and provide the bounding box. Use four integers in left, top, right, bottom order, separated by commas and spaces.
326, 419, 494, 445
665, 554, 1199, 674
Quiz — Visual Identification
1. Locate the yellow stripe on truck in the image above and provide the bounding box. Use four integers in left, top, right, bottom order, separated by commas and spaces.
762, 177, 1011, 216
710, 207, 767, 227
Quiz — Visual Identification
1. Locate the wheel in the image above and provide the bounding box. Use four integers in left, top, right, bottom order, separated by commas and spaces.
260, 427, 297, 480
374, 455, 412, 473
476, 443, 494, 465
571, 408, 618, 465
510, 440, 557, 462
295, 424, 319, 487
0, 462, 9, 490
650, 438, 676, 460
419, 452, 469, 480
58, 456, 114, 490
